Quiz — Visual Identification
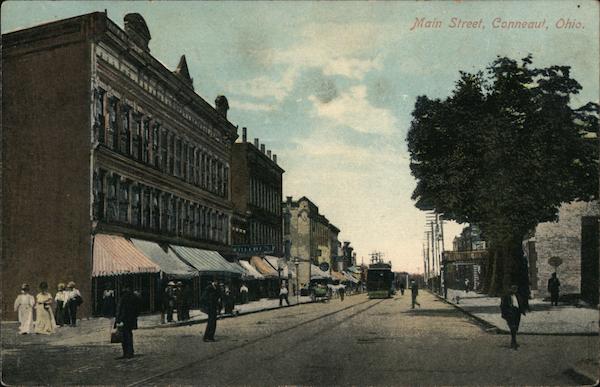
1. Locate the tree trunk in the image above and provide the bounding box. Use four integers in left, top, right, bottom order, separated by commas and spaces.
487, 247, 502, 296
498, 235, 530, 302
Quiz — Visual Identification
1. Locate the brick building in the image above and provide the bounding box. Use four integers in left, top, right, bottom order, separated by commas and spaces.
282, 196, 340, 286
523, 201, 599, 305
230, 128, 284, 257
2, 12, 239, 318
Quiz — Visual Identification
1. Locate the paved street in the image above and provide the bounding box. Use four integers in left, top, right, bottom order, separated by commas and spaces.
2, 292, 597, 386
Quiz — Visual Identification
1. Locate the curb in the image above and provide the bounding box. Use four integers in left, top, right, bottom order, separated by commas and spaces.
428, 290, 503, 334
138, 300, 315, 330
428, 290, 599, 336
568, 360, 599, 385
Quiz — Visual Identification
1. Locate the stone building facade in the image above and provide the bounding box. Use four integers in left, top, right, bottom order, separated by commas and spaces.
2, 12, 238, 318
282, 196, 340, 286
523, 201, 599, 304
230, 128, 284, 256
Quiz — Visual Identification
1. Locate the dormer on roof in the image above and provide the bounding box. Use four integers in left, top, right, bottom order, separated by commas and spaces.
124, 13, 151, 52
174, 55, 194, 89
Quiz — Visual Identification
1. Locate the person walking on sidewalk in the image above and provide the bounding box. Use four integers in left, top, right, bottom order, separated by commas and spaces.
240, 283, 249, 304
114, 286, 139, 359
34, 282, 57, 335
64, 281, 82, 327
500, 285, 526, 350
399, 282, 405, 296
279, 283, 290, 306
54, 283, 67, 327
14, 283, 35, 335
203, 280, 220, 342
547, 273, 560, 306
339, 285, 345, 302
410, 280, 420, 309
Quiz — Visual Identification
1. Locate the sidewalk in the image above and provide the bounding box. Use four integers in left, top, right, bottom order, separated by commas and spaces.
437, 289, 599, 335
138, 296, 313, 329
1, 296, 314, 334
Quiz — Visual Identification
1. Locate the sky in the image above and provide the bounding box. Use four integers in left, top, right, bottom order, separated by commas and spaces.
3, 1, 598, 273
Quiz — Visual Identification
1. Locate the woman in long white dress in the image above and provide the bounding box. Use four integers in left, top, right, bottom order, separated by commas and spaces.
14, 283, 35, 335
34, 282, 56, 335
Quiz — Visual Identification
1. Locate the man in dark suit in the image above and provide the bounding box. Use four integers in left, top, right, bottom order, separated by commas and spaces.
203, 280, 220, 342
547, 273, 561, 306
410, 280, 420, 309
115, 286, 139, 359
500, 285, 526, 350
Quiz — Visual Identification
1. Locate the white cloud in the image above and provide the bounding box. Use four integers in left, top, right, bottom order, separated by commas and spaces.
226, 68, 297, 102
227, 22, 391, 104
229, 99, 275, 112
308, 85, 398, 135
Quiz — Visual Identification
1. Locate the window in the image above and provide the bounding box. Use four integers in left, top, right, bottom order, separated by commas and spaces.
195, 205, 201, 239
107, 97, 119, 150
107, 174, 118, 222
143, 187, 151, 229
132, 114, 142, 160
92, 169, 105, 220
224, 166, 229, 199
152, 123, 160, 167
190, 148, 196, 185
175, 138, 182, 177
94, 89, 105, 144
168, 134, 175, 175
152, 191, 160, 230
142, 119, 150, 163
194, 149, 201, 186
120, 105, 131, 155
182, 142, 188, 181
167, 195, 175, 233
118, 179, 129, 223
161, 194, 169, 231
131, 184, 141, 227
160, 129, 168, 172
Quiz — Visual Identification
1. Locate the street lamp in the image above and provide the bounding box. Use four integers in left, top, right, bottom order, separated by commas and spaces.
293, 258, 300, 304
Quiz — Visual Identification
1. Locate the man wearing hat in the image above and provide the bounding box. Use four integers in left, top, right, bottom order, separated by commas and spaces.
115, 285, 139, 359
14, 283, 35, 334
162, 281, 176, 323
203, 279, 220, 342
65, 281, 82, 327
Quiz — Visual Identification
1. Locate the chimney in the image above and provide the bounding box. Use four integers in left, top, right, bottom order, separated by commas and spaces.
273, 154, 277, 164
267, 150, 272, 158
242, 127, 247, 143
254, 138, 259, 148
260, 144, 265, 153
215, 95, 229, 118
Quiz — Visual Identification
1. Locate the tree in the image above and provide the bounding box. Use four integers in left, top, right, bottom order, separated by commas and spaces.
407, 55, 598, 295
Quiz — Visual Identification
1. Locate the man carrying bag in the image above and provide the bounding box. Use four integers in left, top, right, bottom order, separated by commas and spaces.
113, 286, 139, 359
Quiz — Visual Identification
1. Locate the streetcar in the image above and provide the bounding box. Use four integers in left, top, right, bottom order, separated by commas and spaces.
367, 262, 394, 299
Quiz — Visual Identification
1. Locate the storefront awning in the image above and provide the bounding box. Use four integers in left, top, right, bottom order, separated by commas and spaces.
311, 264, 331, 280
347, 266, 362, 274
130, 239, 198, 279
170, 245, 245, 276
342, 271, 360, 283
331, 271, 346, 282
93, 234, 160, 277
250, 256, 279, 278
239, 260, 265, 280
264, 256, 293, 278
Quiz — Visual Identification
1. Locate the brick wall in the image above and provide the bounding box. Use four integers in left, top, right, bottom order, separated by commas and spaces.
529, 201, 599, 298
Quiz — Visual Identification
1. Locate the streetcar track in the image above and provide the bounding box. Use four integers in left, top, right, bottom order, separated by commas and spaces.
127, 297, 386, 387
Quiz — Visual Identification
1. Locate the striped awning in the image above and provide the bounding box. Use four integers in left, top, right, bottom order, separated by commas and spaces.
239, 260, 265, 280
250, 256, 279, 278
342, 271, 360, 283
331, 271, 346, 282
130, 239, 198, 279
170, 245, 245, 276
93, 234, 160, 277
311, 264, 331, 280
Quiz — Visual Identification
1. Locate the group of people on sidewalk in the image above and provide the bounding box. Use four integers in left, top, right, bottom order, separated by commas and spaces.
14, 281, 82, 335
161, 281, 193, 323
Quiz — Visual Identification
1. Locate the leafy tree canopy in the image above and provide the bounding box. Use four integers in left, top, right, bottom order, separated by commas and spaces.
407, 55, 598, 242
